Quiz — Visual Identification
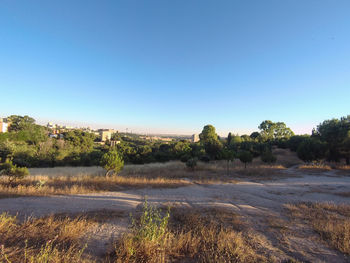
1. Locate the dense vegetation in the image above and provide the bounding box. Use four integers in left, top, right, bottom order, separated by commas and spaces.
0, 115, 349, 173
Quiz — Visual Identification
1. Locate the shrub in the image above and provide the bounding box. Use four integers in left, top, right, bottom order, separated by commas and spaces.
297, 138, 326, 162
180, 154, 191, 163
238, 151, 253, 168
199, 155, 210, 163
260, 151, 277, 164
115, 200, 170, 261
186, 157, 198, 171
100, 150, 124, 176
0, 161, 29, 183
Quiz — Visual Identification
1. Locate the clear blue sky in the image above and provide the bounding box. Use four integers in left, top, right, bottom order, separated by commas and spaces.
1, 0, 349, 135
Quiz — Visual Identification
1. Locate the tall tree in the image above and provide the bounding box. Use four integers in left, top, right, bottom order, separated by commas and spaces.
258, 120, 294, 141
313, 115, 350, 162
199, 125, 222, 159
7, 115, 35, 132
199, 125, 218, 143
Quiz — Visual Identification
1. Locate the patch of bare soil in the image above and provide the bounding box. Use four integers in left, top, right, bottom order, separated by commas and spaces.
1, 167, 350, 262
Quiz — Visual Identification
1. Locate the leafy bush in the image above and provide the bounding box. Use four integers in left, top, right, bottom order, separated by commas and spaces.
0, 161, 29, 183
199, 155, 210, 163
260, 151, 277, 164
238, 151, 253, 168
100, 150, 124, 176
297, 138, 326, 162
132, 200, 170, 242
186, 157, 198, 171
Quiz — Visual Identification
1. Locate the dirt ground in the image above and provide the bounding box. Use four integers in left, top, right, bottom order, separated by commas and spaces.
1, 167, 350, 262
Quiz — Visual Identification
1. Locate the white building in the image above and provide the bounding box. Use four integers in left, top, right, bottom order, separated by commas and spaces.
0, 118, 9, 133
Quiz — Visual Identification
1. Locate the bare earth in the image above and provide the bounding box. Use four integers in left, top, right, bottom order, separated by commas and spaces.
1, 167, 350, 262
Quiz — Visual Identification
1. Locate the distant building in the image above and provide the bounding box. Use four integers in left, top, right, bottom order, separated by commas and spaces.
98, 129, 116, 141
110, 140, 121, 147
47, 122, 57, 129
191, 134, 200, 143
0, 118, 9, 133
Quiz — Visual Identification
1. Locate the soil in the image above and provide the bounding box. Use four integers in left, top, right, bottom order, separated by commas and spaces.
1, 167, 349, 262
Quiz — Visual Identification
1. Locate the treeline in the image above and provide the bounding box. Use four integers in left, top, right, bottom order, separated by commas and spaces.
0, 115, 349, 168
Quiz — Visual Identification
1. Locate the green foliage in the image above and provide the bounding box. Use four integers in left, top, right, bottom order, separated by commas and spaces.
259, 120, 294, 142
313, 115, 350, 162
203, 139, 223, 160
250, 132, 260, 140
7, 115, 35, 132
131, 200, 170, 243
238, 150, 253, 168
186, 157, 198, 171
297, 138, 326, 162
260, 151, 277, 164
287, 135, 310, 152
227, 132, 233, 145
221, 148, 235, 175
100, 150, 124, 176
0, 161, 29, 182
63, 130, 96, 152
199, 125, 218, 143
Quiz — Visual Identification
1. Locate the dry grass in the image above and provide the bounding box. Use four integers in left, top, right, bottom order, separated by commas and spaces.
0, 212, 93, 263
0, 174, 190, 198
335, 165, 350, 170
1, 149, 302, 198
271, 148, 303, 167
298, 164, 332, 171
123, 161, 287, 182
112, 206, 270, 263
285, 202, 350, 254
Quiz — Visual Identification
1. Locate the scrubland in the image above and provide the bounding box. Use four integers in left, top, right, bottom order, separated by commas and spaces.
0, 148, 300, 198
1, 149, 350, 262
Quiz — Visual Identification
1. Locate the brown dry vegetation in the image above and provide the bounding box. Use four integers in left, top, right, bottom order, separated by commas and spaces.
0, 149, 303, 197
286, 202, 350, 254
298, 164, 332, 171
0, 213, 93, 263
0, 175, 190, 198
336, 165, 350, 170
111, 206, 273, 263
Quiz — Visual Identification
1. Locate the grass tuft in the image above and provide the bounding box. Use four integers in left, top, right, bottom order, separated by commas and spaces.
112, 204, 269, 262
286, 202, 350, 254
0, 212, 91, 262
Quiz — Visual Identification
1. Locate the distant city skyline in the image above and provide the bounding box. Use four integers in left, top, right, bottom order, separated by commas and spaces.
0, 112, 332, 137
1, 1, 349, 136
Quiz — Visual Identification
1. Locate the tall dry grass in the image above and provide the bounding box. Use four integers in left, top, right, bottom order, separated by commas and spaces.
286, 202, 350, 254
112, 205, 270, 263
0, 213, 92, 263
0, 174, 190, 198
1, 148, 302, 198
298, 164, 332, 171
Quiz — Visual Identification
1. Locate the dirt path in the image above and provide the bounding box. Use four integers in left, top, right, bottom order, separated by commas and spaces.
1, 168, 349, 262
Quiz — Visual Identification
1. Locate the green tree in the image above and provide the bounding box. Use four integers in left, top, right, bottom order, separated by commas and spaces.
258, 120, 294, 142
250, 132, 260, 141
7, 115, 35, 132
340, 131, 350, 164
199, 125, 222, 159
287, 135, 310, 152
260, 151, 277, 165
186, 157, 198, 171
227, 132, 233, 146
313, 115, 350, 162
238, 151, 253, 168
297, 138, 326, 163
0, 161, 29, 183
221, 148, 235, 175
199, 125, 218, 143
100, 150, 124, 176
